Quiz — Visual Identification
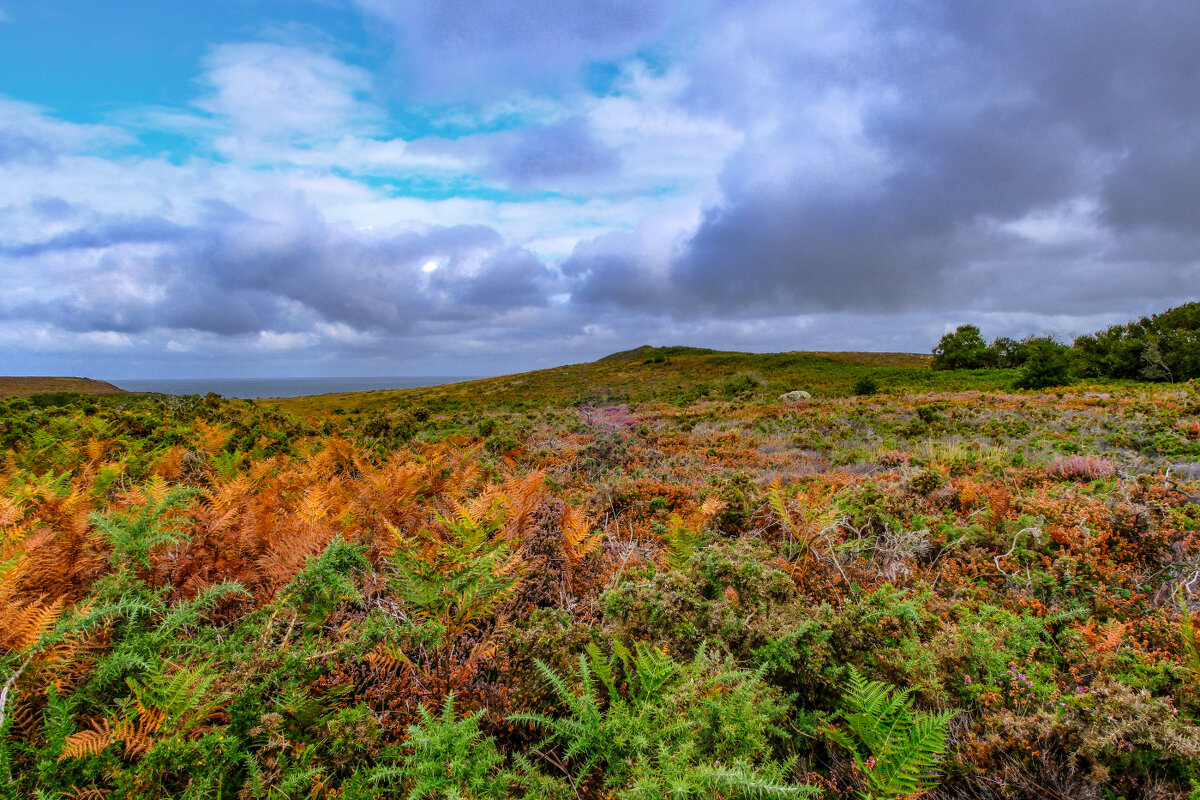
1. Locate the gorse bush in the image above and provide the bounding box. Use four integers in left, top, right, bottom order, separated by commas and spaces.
286, 536, 369, 622
370, 695, 513, 800
852, 375, 879, 396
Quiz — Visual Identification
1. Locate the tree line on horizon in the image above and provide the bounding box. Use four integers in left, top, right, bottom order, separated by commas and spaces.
931, 301, 1200, 389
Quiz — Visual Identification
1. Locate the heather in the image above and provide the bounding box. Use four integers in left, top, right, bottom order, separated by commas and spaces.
2, 358, 1200, 799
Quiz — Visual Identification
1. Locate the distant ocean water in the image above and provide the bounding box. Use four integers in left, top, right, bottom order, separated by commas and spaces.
110, 377, 475, 399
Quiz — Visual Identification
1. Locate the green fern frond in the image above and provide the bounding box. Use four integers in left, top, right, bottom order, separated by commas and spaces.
767, 485, 795, 534
513, 648, 819, 798
662, 514, 701, 570
126, 658, 223, 731
1177, 585, 1200, 674
832, 666, 957, 800
627, 643, 678, 705
587, 642, 619, 703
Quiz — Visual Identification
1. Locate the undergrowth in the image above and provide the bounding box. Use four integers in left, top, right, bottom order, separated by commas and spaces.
2, 368, 1199, 798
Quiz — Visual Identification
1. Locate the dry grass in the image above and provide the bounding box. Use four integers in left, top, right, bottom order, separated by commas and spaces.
0, 377, 132, 397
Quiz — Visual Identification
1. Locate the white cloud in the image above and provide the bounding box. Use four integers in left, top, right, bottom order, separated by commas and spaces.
255, 330, 313, 351
0, 96, 131, 160
195, 42, 379, 142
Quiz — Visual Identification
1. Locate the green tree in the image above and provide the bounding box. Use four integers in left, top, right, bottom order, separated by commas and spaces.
987, 336, 1027, 368
1014, 337, 1072, 389
1073, 302, 1200, 381
931, 325, 990, 370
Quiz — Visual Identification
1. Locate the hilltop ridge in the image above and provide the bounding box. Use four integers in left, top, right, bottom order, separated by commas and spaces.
0, 376, 131, 397
268, 347, 1004, 417
597, 345, 721, 362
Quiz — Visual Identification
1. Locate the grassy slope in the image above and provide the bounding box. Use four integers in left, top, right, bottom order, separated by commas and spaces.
0, 376, 131, 397
269, 347, 1016, 418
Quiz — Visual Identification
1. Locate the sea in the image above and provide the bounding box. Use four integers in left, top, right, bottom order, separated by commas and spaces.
110, 377, 475, 399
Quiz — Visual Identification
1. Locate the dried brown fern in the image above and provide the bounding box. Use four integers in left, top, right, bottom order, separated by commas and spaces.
151, 445, 188, 481
192, 420, 232, 455
499, 471, 547, 542
0, 596, 65, 653
83, 436, 110, 465
419, 442, 484, 498
560, 505, 602, 572
58, 707, 166, 762
0, 495, 21, 527
257, 519, 337, 592
297, 483, 337, 523
353, 460, 432, 552
15, 522, 105, 603
58, 727, 113, 762
1078, 620, 1128, 668
42, 627, 107, 694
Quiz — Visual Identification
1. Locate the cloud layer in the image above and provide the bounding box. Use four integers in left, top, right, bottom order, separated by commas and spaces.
1, 1, 1197, 377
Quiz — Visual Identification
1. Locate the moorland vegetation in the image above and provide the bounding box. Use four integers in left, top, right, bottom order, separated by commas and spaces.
2, 319, 1200, 798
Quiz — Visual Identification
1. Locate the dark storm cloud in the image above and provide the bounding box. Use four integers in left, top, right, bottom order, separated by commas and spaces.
565, 231, 673, 309
2, 194, 555, 338
567, 0, 1200, 321
1, 216, 191, 257
436, 248, 552, 310
920, 1, 1200, 235
489, 118, 620, 188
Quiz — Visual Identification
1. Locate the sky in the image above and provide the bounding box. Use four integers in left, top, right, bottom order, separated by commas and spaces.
1, 1, 1197, 379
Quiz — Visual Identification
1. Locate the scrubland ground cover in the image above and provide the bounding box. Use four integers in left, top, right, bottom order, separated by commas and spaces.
3, 353, 1200, 799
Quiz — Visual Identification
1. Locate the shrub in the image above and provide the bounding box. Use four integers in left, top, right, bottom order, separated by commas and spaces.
852, 376, 879, 396
908, 468, 945, 495
715, 372, 764, 400
963, 677, 1200, 790
285, 536, 370, 622
1014, 337, 1073, 389
713, 472, 759, 533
